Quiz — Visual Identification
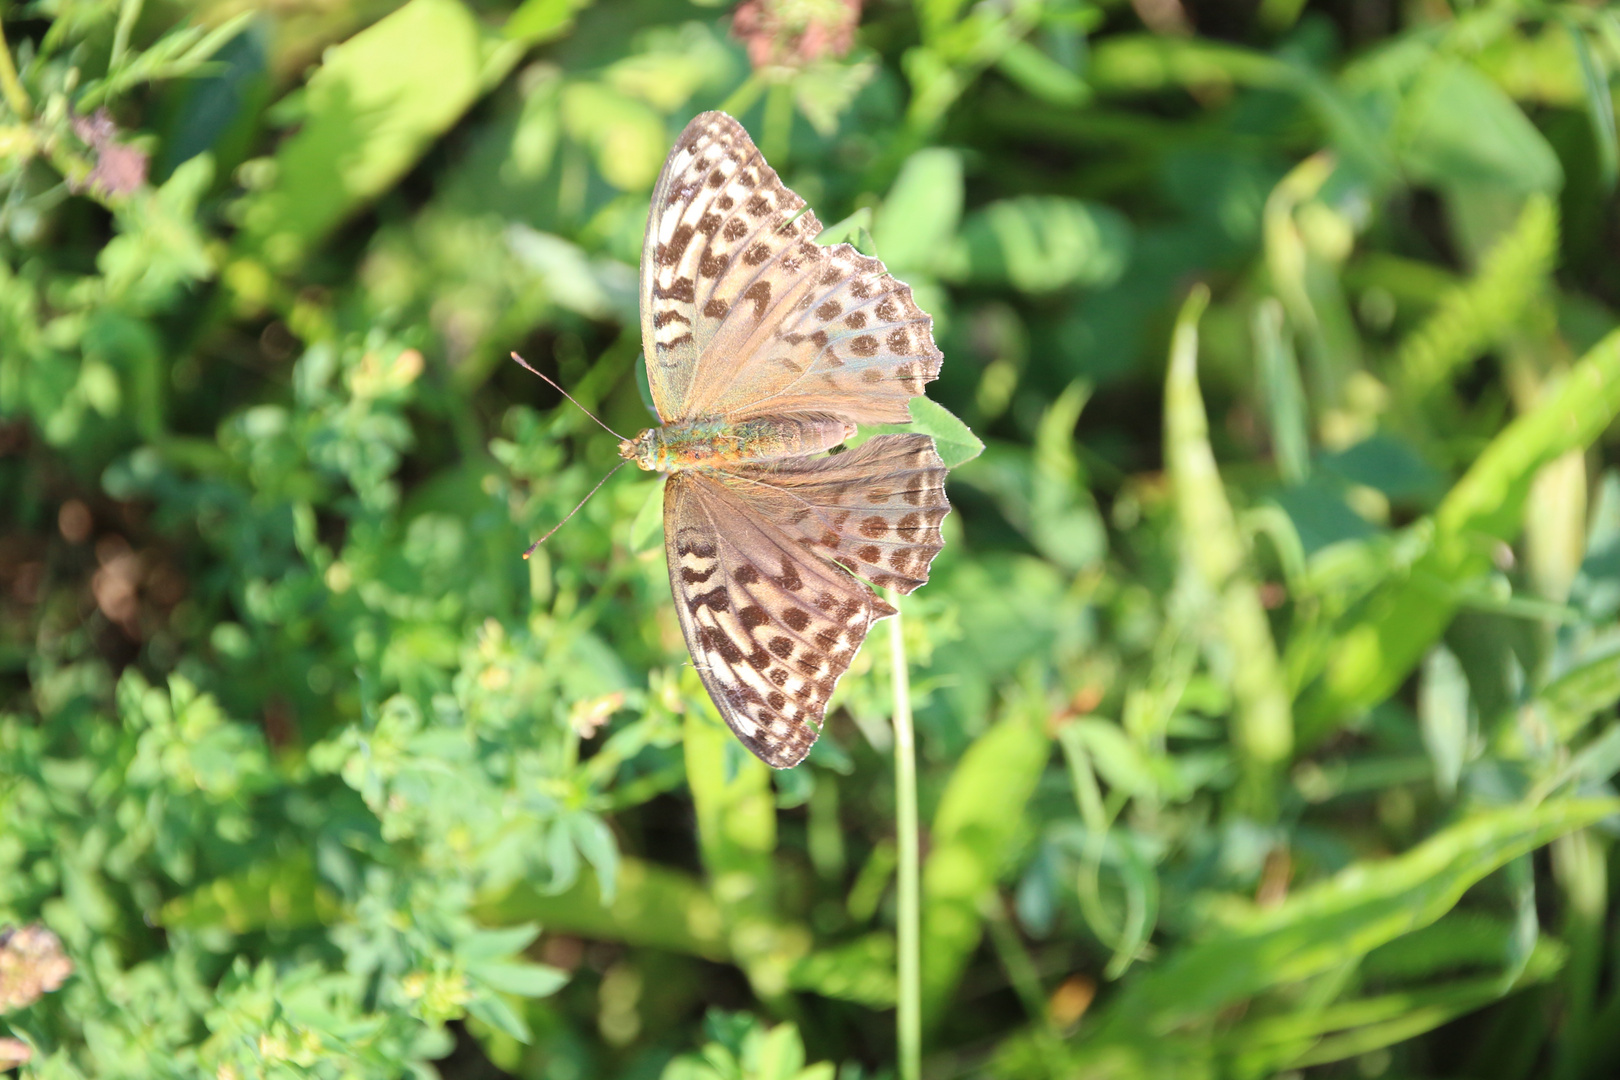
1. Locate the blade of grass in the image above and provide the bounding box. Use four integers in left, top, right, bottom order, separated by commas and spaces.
1166, 284, 1293, 811
1087, 797, 1619, 1039
1254, 297, 1311, 485
1566, 19, 1619, 193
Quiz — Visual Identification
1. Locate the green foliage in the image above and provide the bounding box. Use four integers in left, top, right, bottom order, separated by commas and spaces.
4, 0, 1620, 1078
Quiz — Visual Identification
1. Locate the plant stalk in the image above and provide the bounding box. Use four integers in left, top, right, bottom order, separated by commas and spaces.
0, 16, 34, 120
888, 589, 920, 1080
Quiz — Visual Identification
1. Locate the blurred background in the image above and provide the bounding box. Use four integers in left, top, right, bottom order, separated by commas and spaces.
3, 0, 1620, 1077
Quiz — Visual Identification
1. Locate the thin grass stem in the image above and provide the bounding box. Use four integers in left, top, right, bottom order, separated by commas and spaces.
887, 588, 920, 1080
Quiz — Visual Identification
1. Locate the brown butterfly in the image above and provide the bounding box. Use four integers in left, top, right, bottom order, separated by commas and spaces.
619, 111, 948, 768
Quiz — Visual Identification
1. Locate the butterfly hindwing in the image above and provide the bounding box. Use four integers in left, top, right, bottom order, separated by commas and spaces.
665, 471, 890, 768
664, 438, 947, 769
641, 112, 942, 426
724, 434, 948, 594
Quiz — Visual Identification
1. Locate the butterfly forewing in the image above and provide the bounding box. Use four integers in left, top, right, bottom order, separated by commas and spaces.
641, 112, 811, 421
641, 112, 942, 425
664, 437, 948, 768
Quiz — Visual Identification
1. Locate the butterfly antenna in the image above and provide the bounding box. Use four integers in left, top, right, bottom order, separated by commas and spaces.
522, 461, 629, 559
510, 351, 627, 440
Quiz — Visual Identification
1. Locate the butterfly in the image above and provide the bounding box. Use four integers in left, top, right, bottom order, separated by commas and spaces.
619, 111, 949, 769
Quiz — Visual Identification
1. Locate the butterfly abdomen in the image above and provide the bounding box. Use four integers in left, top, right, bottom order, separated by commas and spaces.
623, 415, 857, 472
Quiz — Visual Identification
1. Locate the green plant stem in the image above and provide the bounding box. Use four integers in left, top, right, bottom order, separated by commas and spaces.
0, 17, 34, 120
888, 589, 920, 1080
110, 0, 144, 74
762, 79, 793, 166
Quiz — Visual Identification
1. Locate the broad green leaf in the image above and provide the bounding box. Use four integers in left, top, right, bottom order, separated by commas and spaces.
1396, 58, 1563, 195
560, 81, 667, 191
910, 397, 983, 467
506, 226, 639, 324
629, 478, 666, 554
235, 0, 513, 268
478, 859, 729, 963
159, 851, 338, 932
815, 206, 875, 250
921, 695, 1051, 1024
872, 148, 963, 274
505, 0, 596, 44
1073, 719, 1158, 800
940, 196, 1131, 293
852, 396, 982, 467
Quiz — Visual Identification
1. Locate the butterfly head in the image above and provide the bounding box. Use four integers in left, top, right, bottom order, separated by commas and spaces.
619, 429, 662, 472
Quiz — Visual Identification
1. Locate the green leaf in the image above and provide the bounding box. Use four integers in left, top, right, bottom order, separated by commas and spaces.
467, 960, 569, 997
1418, 644, 1470, 796
855, 397, 983, 468
568, 812, 620, 905
505, 0, 596, 44
479, 858, 730, 963
815, 206, 875, 251
994, 39, 1089, 106
467, 991, 532, 1043
785, 934, 897, 1007
1540, 649, 1620, 737
909, 398, 983, 467
1396, 194, 1559, 397
158, 851, 338, 933
456, 923, 541, 963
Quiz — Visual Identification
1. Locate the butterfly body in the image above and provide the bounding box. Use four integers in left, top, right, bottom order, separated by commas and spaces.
620, 415, 858, 472
632, 111, 950, 768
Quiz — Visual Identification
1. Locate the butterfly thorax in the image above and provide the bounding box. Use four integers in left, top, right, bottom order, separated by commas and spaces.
620, 415, 858, 473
